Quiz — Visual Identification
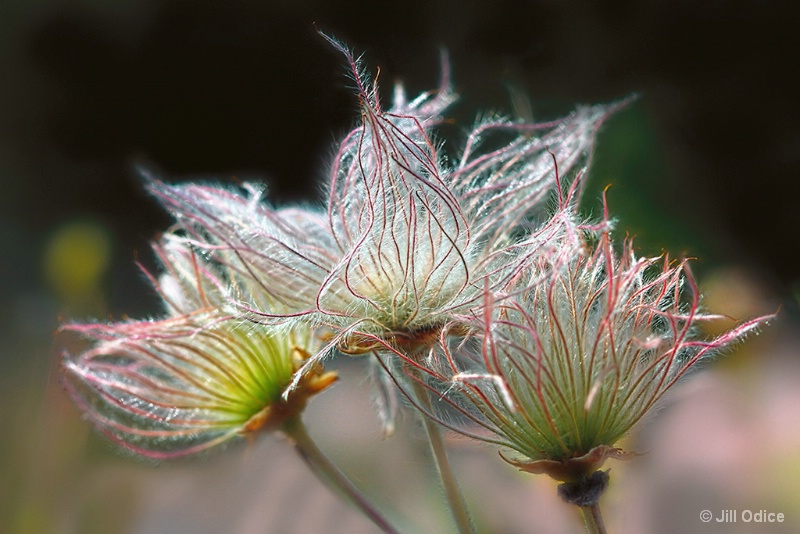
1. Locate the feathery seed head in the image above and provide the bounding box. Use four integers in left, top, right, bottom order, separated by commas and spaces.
62, 238, 336, 459
140, 38, 620, 358
314, 37, 622, 356
421, 214, 772, 481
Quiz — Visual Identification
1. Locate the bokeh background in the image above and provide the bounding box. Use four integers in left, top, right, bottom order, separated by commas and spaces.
2, 1, 799, 533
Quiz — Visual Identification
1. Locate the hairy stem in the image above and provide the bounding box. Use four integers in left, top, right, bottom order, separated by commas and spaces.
283, 417, 400, 534
409, 375, 475, 534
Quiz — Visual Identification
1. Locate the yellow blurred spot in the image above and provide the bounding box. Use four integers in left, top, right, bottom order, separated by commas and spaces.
700, 266, 775, 368
43, 220, 112, 308
701, 266, 771, 336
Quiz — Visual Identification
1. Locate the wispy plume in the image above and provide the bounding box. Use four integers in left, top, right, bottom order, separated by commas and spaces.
409, 202, 773, 482
144, 36, 620, 360
62, 237, 336, 459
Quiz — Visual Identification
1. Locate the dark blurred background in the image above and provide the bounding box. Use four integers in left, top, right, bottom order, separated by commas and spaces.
2, 2, 799, 533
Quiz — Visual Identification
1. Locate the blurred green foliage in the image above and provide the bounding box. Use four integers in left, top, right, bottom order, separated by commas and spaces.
583, 102, 711, 262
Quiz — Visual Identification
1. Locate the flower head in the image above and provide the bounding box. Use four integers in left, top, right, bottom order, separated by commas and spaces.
414, 208, 771, 481
316, 38, 625, 357
144, 37, 620, 363
62, 237, 336, 459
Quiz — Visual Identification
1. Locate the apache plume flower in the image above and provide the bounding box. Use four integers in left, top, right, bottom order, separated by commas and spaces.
145, 37, 620, 366
62, 237, 336, 459
417, 208, 771, 483
307, 38, 623, 357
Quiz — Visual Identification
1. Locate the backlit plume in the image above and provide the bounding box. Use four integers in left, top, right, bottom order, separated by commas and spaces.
62, 237, 336, 459
145, 36, 619, 366
413, 206, 772, 481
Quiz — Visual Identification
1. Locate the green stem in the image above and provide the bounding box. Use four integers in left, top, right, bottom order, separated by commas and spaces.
283, 417, 400, 534
410, 377, 475, 534
580, 503, 607, 534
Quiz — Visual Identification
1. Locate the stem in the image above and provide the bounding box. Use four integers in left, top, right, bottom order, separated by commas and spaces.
283, 417, 400, 534
580, 503, 607, 534
410, 377, 475, 534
